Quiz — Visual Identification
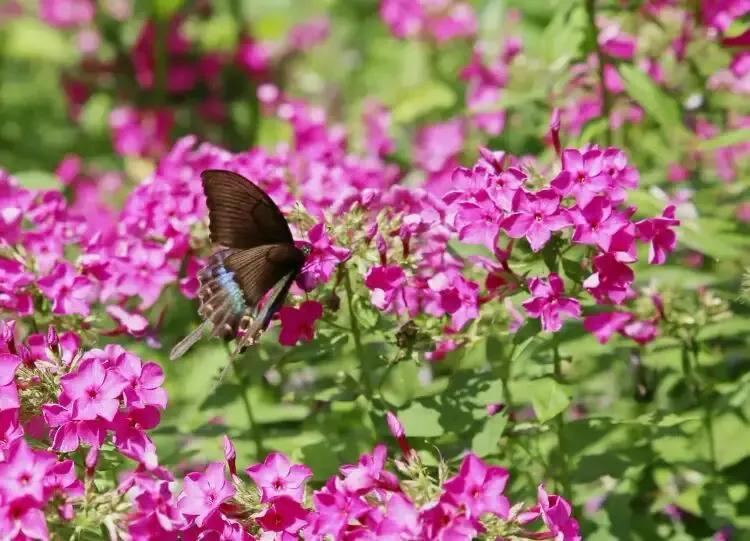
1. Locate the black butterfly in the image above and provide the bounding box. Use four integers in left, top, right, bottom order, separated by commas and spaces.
169, 170, 308, 361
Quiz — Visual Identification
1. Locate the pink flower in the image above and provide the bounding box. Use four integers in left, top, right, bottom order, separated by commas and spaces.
621, 318, 659, 345
296, 224, 350, 291
365, 265, 407, 312
583, 312, 632, 344
339, 444, 399, 494
307, 478, 370, 538
199, 514, 254, 541
377, 493, 421, 538
523, 273, 581, 332
379, 0, 423, 39
128, 479, 186, 537
278, 301, 324, 346
552, 149, 610, 207
421, 500, 478, 540
425, 338, 458, 362
455, 189, 503, 251
42, 402, 106, 453
177, 462, 235, 527
0, 438, 56, 504
287, 17, 330, 50
236, 37, 270, 78
461, 47, 509, 136
413, 120, 465, 173
635, 205, 679, 265
442, 453, 510, 520
0, 411, 23, 460
583, 252, 635, 305
60, 357, 128, 422
598, 25, 636, 59
428, 2, 477, 43
362, 100, 395, 157
246, 452, 313, 503
0, 495, 48, 541
39, 0, 94, 28
501, 189, 570, 252
571, 196, 630, 251
106, 305, 148, 336
44, 459, 83, 502
425, 272, 480, 331
601, 148, 639, 203
702, 0, 750, 31
37, 262, 97, 317
113, 349, 167, 409
109, 107, 174, 158
256, 496, 310, 540
520, 485, 581, 541
110, 407, 160, 469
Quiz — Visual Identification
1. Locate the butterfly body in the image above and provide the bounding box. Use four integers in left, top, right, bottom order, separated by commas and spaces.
170, 170, 307, 361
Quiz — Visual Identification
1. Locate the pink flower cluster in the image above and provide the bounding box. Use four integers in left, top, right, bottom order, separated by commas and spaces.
0, 320, 160, 538
39, 3, 332, 158
379, 0, 477, 43
124, 436, 580, 541
43, 343, 167, 470
0, 318, 582, 541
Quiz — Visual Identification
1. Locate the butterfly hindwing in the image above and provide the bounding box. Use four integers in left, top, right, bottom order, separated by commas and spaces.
223, 243, 305, 308
201, 169, 294, 249
231, 270, 298, 357
196, 249, 248, 339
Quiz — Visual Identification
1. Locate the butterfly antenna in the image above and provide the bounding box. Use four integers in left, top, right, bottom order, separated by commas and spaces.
169, 320, 212, 361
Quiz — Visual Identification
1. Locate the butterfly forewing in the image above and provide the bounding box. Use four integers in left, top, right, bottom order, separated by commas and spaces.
201, 169, 294, 249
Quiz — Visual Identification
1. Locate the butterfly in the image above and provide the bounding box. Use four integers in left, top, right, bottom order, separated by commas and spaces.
169, 169, 308, 361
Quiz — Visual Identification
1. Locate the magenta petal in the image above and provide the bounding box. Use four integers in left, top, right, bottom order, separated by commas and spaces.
551, 170, 573, 195
501, 213, 533, 238
0, 354, 21, 386
526, 222, 551, 252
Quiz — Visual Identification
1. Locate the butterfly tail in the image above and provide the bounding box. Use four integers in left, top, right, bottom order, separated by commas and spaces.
169, 319, 211, 360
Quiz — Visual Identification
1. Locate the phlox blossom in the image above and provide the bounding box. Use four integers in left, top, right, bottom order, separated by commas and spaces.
523, 273, 581, 332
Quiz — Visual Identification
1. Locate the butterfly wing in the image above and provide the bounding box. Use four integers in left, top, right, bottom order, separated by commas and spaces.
232, 270, 298, 357
201, 169, 294, 249
224, 243, 305, 307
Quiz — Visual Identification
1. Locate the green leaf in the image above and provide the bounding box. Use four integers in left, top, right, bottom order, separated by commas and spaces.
471, 413, 508, 457
153, 0, 185, 19
561, 257, 585, 282
524, 378, 571, 423
4, 19, 74, 65
695, 128, 750, 151
619, 64, 686, 139
379, 361, 419, 407
14, 170, 59, 191
391, 81, 456, 123
398, 402, 443, 438
538, 1, 584, 64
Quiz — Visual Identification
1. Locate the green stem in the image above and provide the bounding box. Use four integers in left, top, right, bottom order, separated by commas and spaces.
553, 341, 572, 497
153, 18, 168, 106
223, 343, 265, 457
584, 0, 612, 146
680, 340, 698, 400
691, 338, 717, 477
344, 269, 373, 399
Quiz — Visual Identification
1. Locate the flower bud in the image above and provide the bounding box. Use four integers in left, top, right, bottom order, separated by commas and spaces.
223, 435, 237, 476
47, 325, 59, 348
